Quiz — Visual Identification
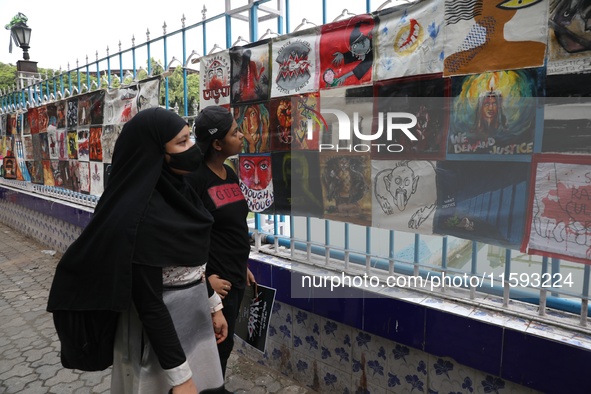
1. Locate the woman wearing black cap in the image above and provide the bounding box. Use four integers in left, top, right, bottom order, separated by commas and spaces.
47, 107, 227, 394
188, 106, 256, 383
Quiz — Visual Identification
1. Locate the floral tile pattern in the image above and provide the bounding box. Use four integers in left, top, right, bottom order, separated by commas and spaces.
320, 317, 353, 374
292, 309, 322, 361
268, 301, 293, 348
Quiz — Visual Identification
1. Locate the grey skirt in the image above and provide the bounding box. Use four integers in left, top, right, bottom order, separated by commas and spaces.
111, 279, 224, 394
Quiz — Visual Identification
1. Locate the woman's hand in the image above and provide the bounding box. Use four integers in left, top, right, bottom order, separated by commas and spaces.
172, 378, 197, 394
212, 310, 228, 344
208, 274, 232, 299
246, 268, 257, 292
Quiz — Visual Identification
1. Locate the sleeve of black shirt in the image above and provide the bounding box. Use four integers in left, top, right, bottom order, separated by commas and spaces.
131, 263, 186, 369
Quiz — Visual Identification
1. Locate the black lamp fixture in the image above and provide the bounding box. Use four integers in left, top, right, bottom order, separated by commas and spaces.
6, 12, 32, 61
11, 24, 32, 61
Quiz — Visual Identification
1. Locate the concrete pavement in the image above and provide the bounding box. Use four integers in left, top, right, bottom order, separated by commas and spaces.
0, 222, 315, 394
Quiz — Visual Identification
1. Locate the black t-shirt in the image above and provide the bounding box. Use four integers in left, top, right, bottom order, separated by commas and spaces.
191, 164, 251, 289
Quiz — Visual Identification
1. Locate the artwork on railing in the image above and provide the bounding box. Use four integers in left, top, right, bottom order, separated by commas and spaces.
523, 154, 591, 263
1, 0, 590, 263
1, 76, 161, 196
443, 0, 548, 76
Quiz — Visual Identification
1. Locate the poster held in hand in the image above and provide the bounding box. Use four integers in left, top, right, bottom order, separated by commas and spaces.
235, 283, 276, 353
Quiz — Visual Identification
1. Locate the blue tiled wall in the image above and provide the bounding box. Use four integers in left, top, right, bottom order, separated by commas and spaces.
1, 187, 589, 393
245, 258, 591, 394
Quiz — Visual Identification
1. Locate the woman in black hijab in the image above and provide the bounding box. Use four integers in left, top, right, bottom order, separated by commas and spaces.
47, 107, 226, 394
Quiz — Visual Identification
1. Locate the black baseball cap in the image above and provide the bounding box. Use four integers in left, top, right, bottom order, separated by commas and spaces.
193, 106, 234, 155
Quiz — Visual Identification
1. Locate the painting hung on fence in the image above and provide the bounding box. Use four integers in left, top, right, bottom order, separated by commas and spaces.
238, 153, 274, 213
443, 0, 548, 76
319, 14, 376, 89
447, 68, 542, 158
434, 160, 530, 249
374, 0, 444, 81
320, 152, 372, 226
200, 51, 232, 108
230, 41, 271, 104
547, 0, 591, 74
523, 155, 591, 264
372, 159, 437, 235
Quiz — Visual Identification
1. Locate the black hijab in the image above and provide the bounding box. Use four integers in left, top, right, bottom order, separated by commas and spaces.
47, 107, 213, 312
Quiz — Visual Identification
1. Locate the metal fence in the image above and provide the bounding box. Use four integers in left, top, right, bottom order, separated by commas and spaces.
1, 0, 589, 329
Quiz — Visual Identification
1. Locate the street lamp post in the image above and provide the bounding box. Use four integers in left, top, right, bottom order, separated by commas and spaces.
6, 13, 39, 90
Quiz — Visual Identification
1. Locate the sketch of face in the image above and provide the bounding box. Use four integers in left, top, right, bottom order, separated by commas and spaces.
241, 156, 272, 190
385, 165, 418, 211
551, 0, 591, 53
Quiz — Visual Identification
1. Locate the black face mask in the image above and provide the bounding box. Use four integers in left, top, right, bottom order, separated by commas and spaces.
165, 144, 203, 172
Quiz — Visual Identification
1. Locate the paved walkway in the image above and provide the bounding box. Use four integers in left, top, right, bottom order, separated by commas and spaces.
0, 222, 315, 394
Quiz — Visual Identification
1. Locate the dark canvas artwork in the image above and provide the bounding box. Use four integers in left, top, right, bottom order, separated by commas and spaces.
233, 103, 271, 153
230, 41, 271, 104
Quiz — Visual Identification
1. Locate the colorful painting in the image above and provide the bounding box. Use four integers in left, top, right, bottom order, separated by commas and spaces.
447, 68, 542, 158
50, 160, 63, 187
67, 130, 78, 160
56, 100, 67, 129
270, 29, 320, 97
14, 139, 31, 182
271, 151, 323, 217
233, 103, 271, 153
543, 73, 591, 154
523, 155, 591, 264
547, 0, 591, 74
78, 161, 90, 194
374, 0, 444, 81
56, 129, 68, 161
42, 160, 54, 186
77, 129, 90, 162
22, 135, 34, 161
28, 108, 39, 134
319, 14, 376, 89
89, 126, 103, 162
372, 160, 437, 234
319, 152, 372, 226
443, 0, 548, 76
37, 106, 49, 133
26, 160, 43, 184
374, 74, 449, 159
238, 154, 274, 213
200, 51, 232, 108
434, 160, 530, 249
230, 41, 271, 104
89, 90, 105, 125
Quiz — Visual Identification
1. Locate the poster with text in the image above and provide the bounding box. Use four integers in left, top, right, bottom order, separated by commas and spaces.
374, 0, 444, 81
434, 160, 530, 249
200, 50, 232, 108
443, 0, 548, 76
523, 155, 591, 264
235, 284, 276, 353
372, 160, 437, 234
447, 68, 542, 159
270, 28, 320, 98
238, 153, 274, 213
547, 0, 591, 75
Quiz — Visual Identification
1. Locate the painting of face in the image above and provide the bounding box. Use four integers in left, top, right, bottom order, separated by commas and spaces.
240, 155, 272, 190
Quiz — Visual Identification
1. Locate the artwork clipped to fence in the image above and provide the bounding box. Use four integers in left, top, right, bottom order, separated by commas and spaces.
522, 154, 591, 264
2, 0, 591, 264
0, 76, 161, 196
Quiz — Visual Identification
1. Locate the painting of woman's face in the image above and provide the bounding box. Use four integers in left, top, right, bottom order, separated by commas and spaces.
240, 155, 272, 190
